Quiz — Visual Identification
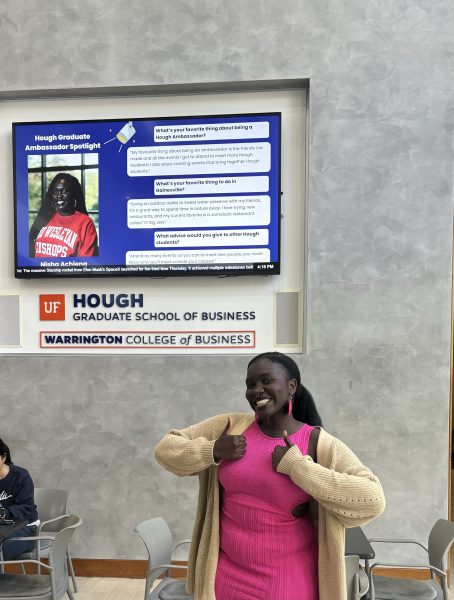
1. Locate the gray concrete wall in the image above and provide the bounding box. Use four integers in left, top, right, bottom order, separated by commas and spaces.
1, 0, 453, 561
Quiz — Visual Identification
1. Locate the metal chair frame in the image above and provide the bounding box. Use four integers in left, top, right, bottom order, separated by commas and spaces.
0, 515, 82, 600
367, 518, 454, 600
134, 517, 192, 600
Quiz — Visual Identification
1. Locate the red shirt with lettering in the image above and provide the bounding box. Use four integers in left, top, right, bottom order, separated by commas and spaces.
35, 211, 98, 258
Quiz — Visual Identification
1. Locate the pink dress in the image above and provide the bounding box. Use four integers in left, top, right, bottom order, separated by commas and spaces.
215, 421, 319, 600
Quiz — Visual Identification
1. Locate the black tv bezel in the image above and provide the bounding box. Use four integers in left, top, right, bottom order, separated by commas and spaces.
13, 112, 281, 279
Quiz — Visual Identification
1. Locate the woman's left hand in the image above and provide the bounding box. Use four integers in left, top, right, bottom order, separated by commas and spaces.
271, 431, 294, 471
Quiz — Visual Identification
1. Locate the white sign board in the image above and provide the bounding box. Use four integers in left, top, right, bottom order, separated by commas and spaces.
4, 290, 273, 354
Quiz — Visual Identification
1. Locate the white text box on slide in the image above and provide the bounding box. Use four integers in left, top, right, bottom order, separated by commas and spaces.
127, 143, 271, 176
126, 248, 270, 265
154, 229, 269, 247
154, 175, 269, 196
128, 196, 270, 229
154, 121, 269, 142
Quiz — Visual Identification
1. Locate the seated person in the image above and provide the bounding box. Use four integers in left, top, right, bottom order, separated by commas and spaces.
0, 438, 39, 560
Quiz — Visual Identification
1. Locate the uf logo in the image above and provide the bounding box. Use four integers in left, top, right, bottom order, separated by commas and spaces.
39, 294, 65, 321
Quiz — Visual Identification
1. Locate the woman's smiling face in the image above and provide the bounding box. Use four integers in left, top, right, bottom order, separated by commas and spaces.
245, 358, 297, 419
51, 178, 74, 215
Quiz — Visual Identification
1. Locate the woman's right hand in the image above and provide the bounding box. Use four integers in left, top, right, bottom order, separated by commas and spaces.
213, 427, 247, 461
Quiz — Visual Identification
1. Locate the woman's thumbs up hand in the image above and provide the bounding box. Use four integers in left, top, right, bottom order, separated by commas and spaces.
271, 430, 294, 471
213, 424, 247, 462
282, 430, 294, 448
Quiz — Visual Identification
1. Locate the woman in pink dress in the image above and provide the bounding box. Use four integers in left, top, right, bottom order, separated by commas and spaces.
155, 352, 385, 600
214, 352, 321, 600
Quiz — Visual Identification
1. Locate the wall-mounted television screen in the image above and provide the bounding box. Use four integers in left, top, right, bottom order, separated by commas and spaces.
13, 112, 281, 278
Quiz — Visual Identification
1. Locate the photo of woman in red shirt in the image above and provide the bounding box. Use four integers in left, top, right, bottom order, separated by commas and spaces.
29, 172, 98, 258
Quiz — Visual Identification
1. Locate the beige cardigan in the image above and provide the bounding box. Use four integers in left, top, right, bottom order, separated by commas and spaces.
155, 413, 385, 600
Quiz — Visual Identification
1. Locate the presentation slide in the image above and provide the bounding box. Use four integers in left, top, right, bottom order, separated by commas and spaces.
13, 113, 280, 278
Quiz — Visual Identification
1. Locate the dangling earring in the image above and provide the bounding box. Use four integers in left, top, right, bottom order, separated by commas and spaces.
288, 395, 293, 415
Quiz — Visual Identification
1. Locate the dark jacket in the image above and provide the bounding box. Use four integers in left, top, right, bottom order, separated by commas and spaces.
0, 464, 38, 523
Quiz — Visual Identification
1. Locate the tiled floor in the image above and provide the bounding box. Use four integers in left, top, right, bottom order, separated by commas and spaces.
77, 577, 147, 600
77, 575, 454, 599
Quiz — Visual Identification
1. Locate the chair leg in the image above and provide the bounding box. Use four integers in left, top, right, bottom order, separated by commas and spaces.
67, 587, 76, 600
441, 578, 449, 600
144, 574, 153, 600
36, 541, 41, 575
67, 550, 78, 592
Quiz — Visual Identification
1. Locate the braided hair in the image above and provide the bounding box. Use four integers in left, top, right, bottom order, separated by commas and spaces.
247, 352, 322, 426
